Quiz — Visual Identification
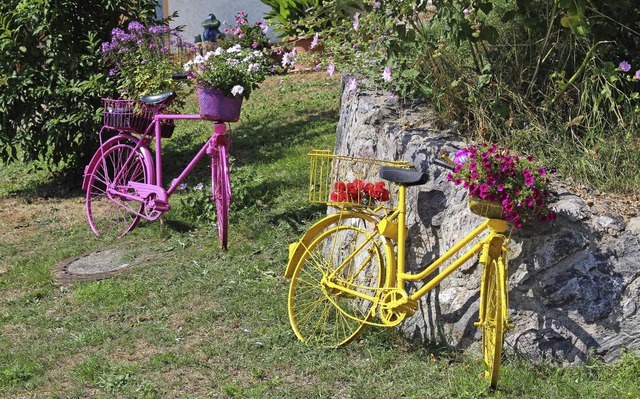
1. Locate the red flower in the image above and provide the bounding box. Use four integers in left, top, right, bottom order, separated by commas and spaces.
347, 179, 367, 202
330, 190, 349, 202
367, 181, 390, 201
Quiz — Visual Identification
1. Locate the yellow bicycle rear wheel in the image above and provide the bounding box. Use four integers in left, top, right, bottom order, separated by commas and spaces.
480, 256, 507, 387
288, 218, 387, 347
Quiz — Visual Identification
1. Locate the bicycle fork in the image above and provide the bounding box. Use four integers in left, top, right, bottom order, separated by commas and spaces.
475, 236, 513, 330
207, 122, 231, 203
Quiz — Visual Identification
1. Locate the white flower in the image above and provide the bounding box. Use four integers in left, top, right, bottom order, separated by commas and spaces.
227, 44, 242, 53
231, 85, 244, 96
248, 63, 260, 73
214, 47, 225, 56
282, 49, 297, 67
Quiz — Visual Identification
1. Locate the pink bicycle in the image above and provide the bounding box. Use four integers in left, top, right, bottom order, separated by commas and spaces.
82, 90, 234, 249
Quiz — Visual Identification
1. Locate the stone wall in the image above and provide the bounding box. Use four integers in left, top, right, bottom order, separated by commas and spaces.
334, 82, 640, 364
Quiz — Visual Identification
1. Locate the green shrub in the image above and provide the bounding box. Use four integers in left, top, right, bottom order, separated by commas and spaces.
0, 0, 159, 174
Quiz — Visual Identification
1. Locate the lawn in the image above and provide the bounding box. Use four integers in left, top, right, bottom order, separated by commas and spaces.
1, 72, 639, 399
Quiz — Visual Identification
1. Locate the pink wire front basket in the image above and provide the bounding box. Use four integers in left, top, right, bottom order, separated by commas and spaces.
102, 98, 175, 138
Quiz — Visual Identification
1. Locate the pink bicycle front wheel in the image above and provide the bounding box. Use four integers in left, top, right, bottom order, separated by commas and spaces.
212, 144, 231, 249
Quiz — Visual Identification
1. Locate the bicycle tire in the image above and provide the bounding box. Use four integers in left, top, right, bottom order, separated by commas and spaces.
288, 216, 387, 347
86, 140, 150, 238
212, 143, 231, 249
480, 255, 507, 387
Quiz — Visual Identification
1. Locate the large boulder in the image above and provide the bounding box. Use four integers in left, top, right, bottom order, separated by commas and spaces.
334, 83, 640, 364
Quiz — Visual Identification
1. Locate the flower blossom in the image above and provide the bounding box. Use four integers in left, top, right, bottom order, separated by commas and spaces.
463, 8, 470, 15
282, 49, 297, 67
353, 12, 360, 31
231, 85, 244, 96
382, 67, 392, 82
327, 60, 335, 76
347, 77, 358, 93
636, 70, 640, 80
195, 183, 204, 190
619, 60, 632, 72
310, 32, 319, 49
453, 148, 471, 165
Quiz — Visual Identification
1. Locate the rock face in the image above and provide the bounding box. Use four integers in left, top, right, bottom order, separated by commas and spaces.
333, 84, 640, 364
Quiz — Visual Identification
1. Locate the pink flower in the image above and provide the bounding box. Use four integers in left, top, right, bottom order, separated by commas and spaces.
382, 66, 392, 82
327, 60, 335, 76
453, 148, 471, 165
347, 77, 358, 93
636, 70, 640, 80
252, 41, 258, 49
463, 8, 470, 15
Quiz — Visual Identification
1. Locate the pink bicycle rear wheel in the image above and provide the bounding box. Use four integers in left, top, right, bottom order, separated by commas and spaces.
86, 141, 149, 238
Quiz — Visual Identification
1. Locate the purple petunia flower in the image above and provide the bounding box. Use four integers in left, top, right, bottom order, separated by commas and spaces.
636, 70, 640, 80
310, 32, 319, 49
453, 148, 471, 165
353, 12, 360, 31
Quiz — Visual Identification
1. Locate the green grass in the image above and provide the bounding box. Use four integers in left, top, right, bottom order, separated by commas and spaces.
1, 72, 639, 398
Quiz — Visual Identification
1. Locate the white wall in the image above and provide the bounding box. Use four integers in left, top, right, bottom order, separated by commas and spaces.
165, 0, 277, 44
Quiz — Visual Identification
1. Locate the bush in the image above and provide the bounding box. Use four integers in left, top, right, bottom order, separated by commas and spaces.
315, 0, 640, 193
0, 0, 159, 175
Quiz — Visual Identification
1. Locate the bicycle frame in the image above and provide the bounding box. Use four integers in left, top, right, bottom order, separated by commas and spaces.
95, 114, 229, 218
151, 114, 228, 199
324, 184, 509, 307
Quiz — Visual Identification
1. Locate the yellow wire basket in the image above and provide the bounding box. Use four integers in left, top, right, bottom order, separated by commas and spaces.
308, 150, 414, 210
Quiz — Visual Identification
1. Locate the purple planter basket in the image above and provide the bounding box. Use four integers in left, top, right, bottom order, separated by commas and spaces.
197, 87, 243, 122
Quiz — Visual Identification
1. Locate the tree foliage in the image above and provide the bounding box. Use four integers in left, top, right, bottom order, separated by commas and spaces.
0, 0, 159, 172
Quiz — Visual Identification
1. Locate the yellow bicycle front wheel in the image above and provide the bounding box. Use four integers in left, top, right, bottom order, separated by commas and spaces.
480, 255, 507, 387
288, 217, 387, 348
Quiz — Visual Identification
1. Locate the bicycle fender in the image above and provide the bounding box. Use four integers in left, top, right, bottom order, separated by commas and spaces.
82, 133, 155, 191
284, 211, 383, 279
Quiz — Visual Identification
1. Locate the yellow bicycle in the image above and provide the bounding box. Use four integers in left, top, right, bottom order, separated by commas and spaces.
284, 149, 513, 387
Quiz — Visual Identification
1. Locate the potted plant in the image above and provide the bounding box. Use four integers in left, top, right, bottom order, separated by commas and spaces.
220, 11, 272, 51
261, 0, 360, 68
182, 44, 269, 121
101, 21, 194, 136
446, 144, 556, 229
